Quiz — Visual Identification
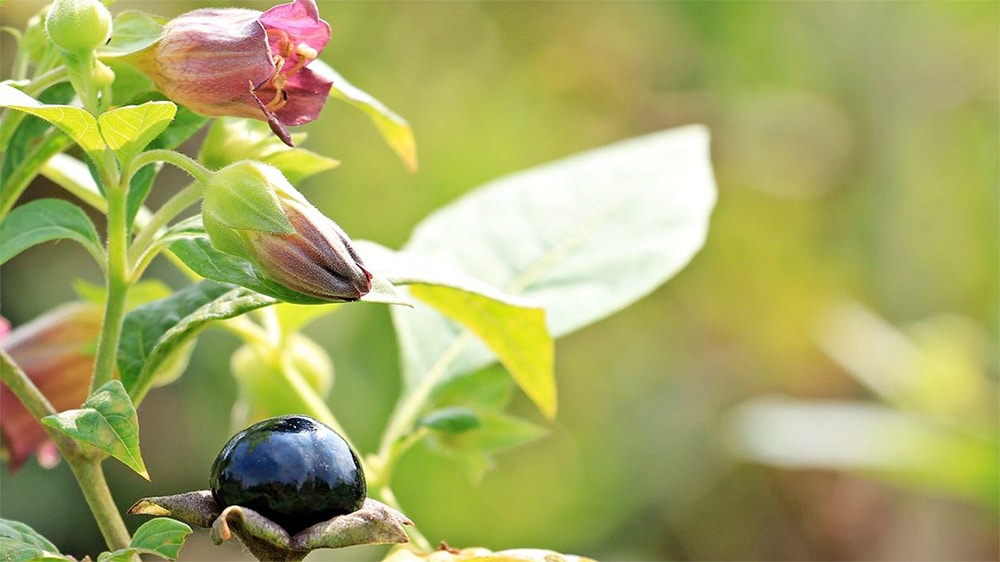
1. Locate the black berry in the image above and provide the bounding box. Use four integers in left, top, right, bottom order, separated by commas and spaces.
210, 415, 366, 535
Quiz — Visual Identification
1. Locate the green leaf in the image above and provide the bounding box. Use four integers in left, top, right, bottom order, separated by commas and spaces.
0, 519, 69, 561
314, 60, 417, 172
99, 11, 165, 57
0, 84, 105, 159
1, 83, 76, 217
130, 518, 192, 560
199, 118, 339, 184
0, 198, 104, 265
419, 406, 482, 434
168, 234, 409, 306
98, 101, 176, 165
392, 126, 716, 392
118, 281, 276, 403
41, 381, 149, 479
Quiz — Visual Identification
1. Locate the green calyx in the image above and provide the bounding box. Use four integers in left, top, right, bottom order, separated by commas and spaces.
201, 162, 296, 234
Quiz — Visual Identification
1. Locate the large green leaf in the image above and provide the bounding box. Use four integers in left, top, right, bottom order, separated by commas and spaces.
98, 101, 176, 166
41, 381, 148, 479
118, 281, 276, 403
98, 518, 192, 562
392, 126, 716, 392
0, 519, 68, 562
0, 198, 104, 265
0, 84, 105, 159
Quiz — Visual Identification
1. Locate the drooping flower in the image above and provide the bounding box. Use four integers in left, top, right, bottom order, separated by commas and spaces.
202, 161, 372, 301
124, 0, 332, 146
0, 303, 102, 470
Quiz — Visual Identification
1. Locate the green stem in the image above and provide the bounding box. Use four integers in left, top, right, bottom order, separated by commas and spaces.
25, 66, 70, 97
91, 180, 129, 394
375, 333, 473, 465
0, 351, 132, 552
65, 459, 134, 551
131, 149, 212, 185
128, 181, 203, 277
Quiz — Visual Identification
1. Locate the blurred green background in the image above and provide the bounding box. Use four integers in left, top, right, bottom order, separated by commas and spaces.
1, 1, 997, 560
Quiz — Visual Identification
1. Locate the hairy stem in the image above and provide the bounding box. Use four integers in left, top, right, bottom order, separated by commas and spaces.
131, 149, 212, 185
91, 179, 129, 393
128, 181, 203, 276
65, 459, 134, 551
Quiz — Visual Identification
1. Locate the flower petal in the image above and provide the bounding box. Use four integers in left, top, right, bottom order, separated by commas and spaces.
261, 0, 331, 54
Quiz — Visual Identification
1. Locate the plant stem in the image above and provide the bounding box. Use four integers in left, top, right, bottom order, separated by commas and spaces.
131, 149, 212, 185
65, 459, 134, 551
0, 351, 132, 552
91, 180, 130, 394
375, 333, 473, 466
128, 181, 203, 276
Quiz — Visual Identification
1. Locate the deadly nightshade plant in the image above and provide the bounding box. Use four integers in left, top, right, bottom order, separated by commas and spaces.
0, 0, 717, 560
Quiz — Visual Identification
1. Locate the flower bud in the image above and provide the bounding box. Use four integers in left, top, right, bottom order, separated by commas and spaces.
121, 0, 332, 146
45, 0, 112, 56
202, 161, 372, 301
0, 303, 102, 470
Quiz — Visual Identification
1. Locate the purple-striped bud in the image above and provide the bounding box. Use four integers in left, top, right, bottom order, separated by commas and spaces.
202, 161, 372, 301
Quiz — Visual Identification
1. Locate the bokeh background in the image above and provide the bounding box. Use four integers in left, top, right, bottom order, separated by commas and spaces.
1, 1, 997, 560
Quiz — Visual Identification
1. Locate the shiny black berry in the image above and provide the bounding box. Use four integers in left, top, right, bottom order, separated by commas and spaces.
210, 415, 366, 535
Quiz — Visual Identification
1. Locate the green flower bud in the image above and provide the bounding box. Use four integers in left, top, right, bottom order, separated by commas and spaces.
45, 0, 112, 56
202, 161, 372, 301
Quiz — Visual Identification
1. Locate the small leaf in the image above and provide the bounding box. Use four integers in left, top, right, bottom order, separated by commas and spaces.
98, 101, 176, 165
41, 380, 148, 479
0, 519, 69, 561
315, 60, 417, 172
118, 281, 277, 403
427, 411, 548, 484
129, 518, 192, 560
0, 198, 104, 265
419, 407, 482, 434
168, 234, 410, 306
0, 84, 105, 159
100, 11, 165, 57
